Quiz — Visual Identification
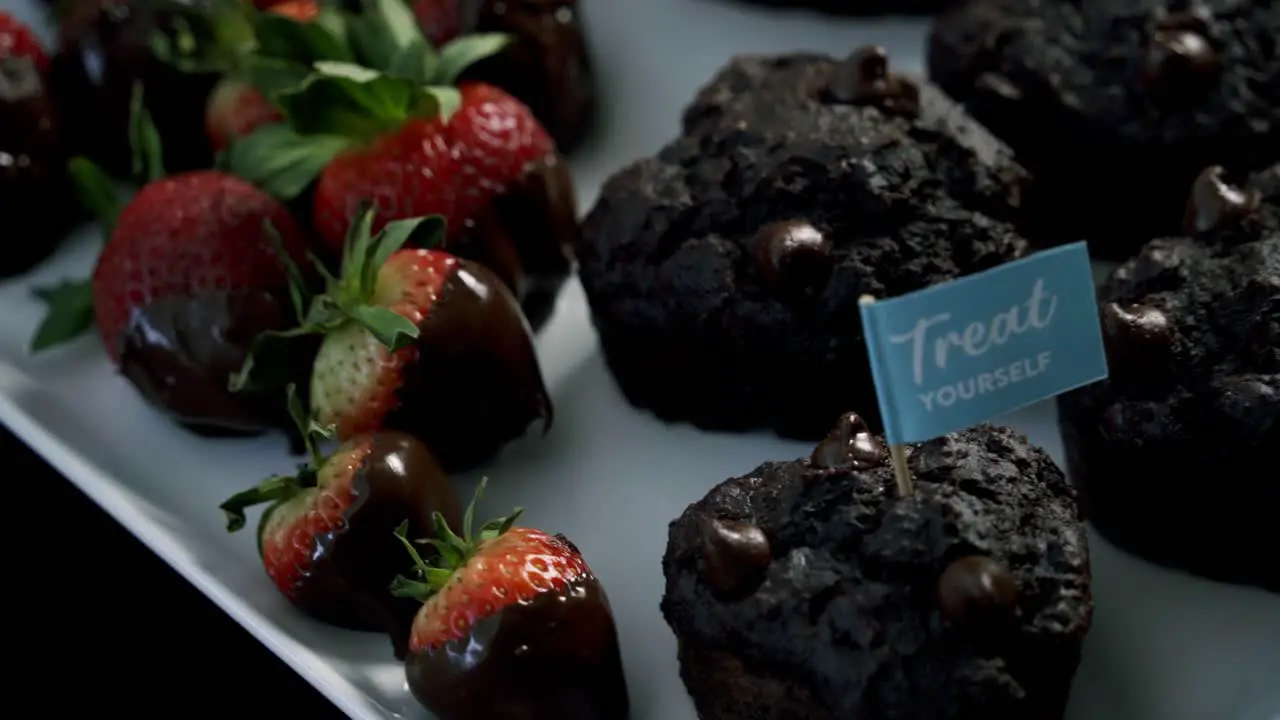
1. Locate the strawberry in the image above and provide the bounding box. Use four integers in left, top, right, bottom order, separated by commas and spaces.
225, 0, 578, 329
233, 203, 551, 472
0, 10, 50, 75
410, 0, 461, 48
1, 10, 77, 276
32, 101, 315, 436
220, 385, 461, 657
391, 479, 630, 719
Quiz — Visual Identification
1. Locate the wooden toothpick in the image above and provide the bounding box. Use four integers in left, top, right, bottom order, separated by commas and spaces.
859, 294, 915, 498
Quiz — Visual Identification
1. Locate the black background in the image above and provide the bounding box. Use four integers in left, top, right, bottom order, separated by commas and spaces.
9, 425, 345, 715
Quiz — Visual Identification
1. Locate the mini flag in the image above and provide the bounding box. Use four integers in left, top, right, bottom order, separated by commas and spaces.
860, 242, 1109, 446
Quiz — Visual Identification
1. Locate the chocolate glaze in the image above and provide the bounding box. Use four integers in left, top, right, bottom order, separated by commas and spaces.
825, 45, 920, 117
406, 573, 630, 720
937, 554, 1019, 627
117, 288, 308, 435
278, 431, 462, 658
49, 0, 216, 178
698, 518, 771, 601
808, 411, 885, 470
462, 0, 596, 153
455, 153, 578, 331
386, 258, 552, 472
1183, 165, 1261, 234
0, 54, 75, 276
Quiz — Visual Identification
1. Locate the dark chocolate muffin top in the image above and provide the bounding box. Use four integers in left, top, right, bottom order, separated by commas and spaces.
662, 415, 1091, 717
1072, 164, 1279, 448
580, 47, 1029, 313
931, 0, 1280, 151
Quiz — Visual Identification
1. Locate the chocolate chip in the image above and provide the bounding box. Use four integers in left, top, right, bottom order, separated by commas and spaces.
974, 72, 1022, 101
1142, 9, 1221, 103
700, 518, 771, 601
810, 412, 885, 470
826, 45, 920, 117
937, 555, 1018, 624
1100, 302, 1177, 376
754, 220, 833, 297
1183, 166, 1261, 234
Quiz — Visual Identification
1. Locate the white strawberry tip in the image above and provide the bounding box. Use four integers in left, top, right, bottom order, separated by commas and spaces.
389, 477, 524, 603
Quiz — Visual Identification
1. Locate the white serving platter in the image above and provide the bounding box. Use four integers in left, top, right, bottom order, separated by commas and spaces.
3, 0, 1279, 718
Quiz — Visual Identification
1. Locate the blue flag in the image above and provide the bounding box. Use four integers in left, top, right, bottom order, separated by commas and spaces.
860, 242, 1108, 446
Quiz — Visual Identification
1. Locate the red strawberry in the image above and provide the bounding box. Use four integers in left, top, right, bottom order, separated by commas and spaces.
225, 2, 578, 329
392, 479, 630, 719
410, 0, 461, 48
33, 156, 315, 435
234, 204, 551, 471
0, 11, 50, 75
205, 77, 282, 151
220, 387, 461, 657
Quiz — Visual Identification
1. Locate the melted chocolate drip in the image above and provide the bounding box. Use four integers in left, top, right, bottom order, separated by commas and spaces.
117, 288, 308, 434
699, 518, 771, 601
809, 412, 886, 470
937, 555, 1019, 625
406, 574, 631, 720
752, 220, 833, 300
456, 153, 578, 331
826, 45, 920, 117
1142, 6, 1221, 104
282, 432, 462, 659
463, 0, 597, 153
0, 55, 74, 276
384, 258, 552, 472
1183, 165, 1261, 234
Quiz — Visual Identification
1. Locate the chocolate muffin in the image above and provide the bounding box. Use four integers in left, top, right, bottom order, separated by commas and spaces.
578, 47, 1030, 440
927, 0, 1280, 261
728, 0, 948, 15
662, 412, 1093, 720
1058, 164, 1279, 592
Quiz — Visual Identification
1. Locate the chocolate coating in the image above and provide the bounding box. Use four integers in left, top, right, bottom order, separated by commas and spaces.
699, 518, 771, 601
385, 258, 552, 472
1184, 165, 1261, 234
456, 153, 578, 331
662, 421, 1092, 719
826, 45, 920, 117
937, 555, 1019, 625
406, 573, 630, 720
928, 0, 1280, 260
50, 0, 216, 178
117, 288, 308, 434
579, 52, 1029, 440
0, 54, 75, 276
463, 0, 596, 153
808, 411, 885, 470
1058, 187, 1279, 591
277, 432, 462, 658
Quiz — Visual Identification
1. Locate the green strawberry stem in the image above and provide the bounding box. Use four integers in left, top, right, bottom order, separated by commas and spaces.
229, 203, 445, 393
219, 384, 331, 532
128, 82, 166, 184
389, 478, 524, 602
225, 0, 512, 201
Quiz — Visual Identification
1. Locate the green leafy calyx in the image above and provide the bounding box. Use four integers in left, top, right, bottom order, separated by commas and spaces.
389, 478, 524, 602
228, 203, 446, 394
218, 384, 335, 533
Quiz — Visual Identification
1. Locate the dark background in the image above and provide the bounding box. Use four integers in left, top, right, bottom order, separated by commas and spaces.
9, 425, 345, 715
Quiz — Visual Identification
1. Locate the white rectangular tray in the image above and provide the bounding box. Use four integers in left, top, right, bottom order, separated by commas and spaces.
4, 0, 1279, 718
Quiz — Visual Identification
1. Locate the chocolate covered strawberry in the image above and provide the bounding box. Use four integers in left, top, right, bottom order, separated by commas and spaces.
32, 107, 314, 435
1, 10, 77, 276
227, 0, 578, 329
221, 385, 461, 656
234, 203, 551, 471
392, 479, 630, 720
